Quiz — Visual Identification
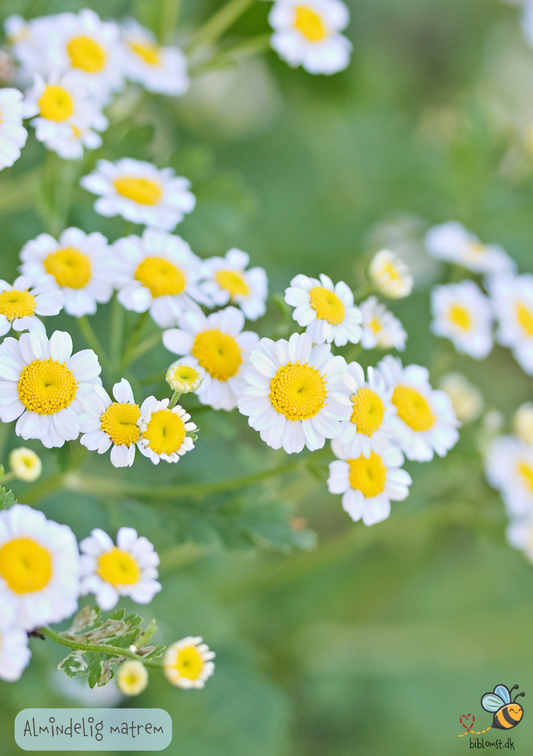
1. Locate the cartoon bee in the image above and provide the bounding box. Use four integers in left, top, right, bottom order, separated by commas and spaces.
481, 684, 525, 730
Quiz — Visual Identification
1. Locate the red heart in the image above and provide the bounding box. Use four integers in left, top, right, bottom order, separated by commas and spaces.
460, 714, 475, 731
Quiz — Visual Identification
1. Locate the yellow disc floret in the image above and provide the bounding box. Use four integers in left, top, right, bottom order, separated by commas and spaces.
350, 387, 385, 436
449, 304, 471, 331
0, 537, 52, 594
294, 6, 328, 42
166, 364, 203, 393
0, 289, 36, 320
97, 547, 141, 587
135, 257, 186, 298
309, 286, 346, 325
17, 359, 78, 416
518, 461, 533, 491
392, 385, 435, 432
67, 35, 107, 73
114, 177, 162, 206
517, 303, 533, 337
171, 645, 204, 681
369, 316, 381, 335
129, 41, 160, 66
348, 452, 387, 498
143, 409, 186, 455
192, 330, 242, 381
270, 362, 327, 421
100, 402, 141, 446
44, 248, 92, 289
38, 85, 74, 122
215, 270, 250, 298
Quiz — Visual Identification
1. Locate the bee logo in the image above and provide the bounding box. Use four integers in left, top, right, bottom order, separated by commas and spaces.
481, 684, 525, 730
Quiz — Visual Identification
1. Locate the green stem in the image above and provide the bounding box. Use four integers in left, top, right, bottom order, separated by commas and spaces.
1, 471, 15, 484
186, 0, 256, 52
23, 473, 65, 505
168, 390, 182, 409
110, 295, 124, 377
41, 626, 163, 669
77, 317, 113, 376
121, 311, 150, 372
353, 283, 375, 301
128, 332, 162, 366
159, 0, 182, 43
189, 33, 271, 75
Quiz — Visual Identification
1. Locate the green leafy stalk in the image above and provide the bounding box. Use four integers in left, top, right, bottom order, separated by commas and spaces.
189, 33, 272, 76
187, 0, 256, 52
77, 316, 113, 376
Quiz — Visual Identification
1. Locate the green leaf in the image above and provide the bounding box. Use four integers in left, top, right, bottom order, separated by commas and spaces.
0, 487, 16, 510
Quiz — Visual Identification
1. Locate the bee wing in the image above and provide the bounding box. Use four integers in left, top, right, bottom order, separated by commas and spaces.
494, 685, 511, 704
482, 693, 505, 712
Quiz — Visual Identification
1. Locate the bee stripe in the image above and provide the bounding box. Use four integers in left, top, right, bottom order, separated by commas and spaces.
497, 708, 517, 728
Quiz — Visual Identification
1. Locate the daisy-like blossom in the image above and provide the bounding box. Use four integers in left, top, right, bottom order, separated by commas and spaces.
0, 329, 101, 449
336, 362, 395, 458
485, 435, 533, 517
284, 273, 362, 346
138, 397, 197, 465
113, 229, 204, 328
4, 15, 52, 78
9, 447, 42, 482
79, 379, 141, 468
514, 402, 533, 445
490, 274, 533, 375
438, 372, 484, 424
163, 307, 259, 411
0, 504, 80, 630
368, 249, 413, 299
269, 0, 352, 75
237, 331, 351, 454
198, 248, 268, 321
80, 158, 196, 232
377, 355, 460, 462
506, 514, 533, 564
0, 275, 63, 336
22, 73, 108, 160
117, 660, 149, 696
359, 296, 407, 351
79, 527, 162, 611
0, 623, 31, 681
163, 636, 215, 690
121, 18, 189, 96
328, 439, 412, 526
0, 89, 28, 170
424, 221, 516, 278
430, 280, 494, 360
166, 363, 203, 394
19, 228, 116, 317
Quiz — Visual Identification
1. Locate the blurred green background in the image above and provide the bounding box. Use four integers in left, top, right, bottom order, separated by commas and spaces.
1, 0, 533, 754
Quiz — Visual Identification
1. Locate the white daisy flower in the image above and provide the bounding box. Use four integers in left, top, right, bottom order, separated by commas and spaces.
336, 362, 395, 458
284, 273, 362, 346
377, 355, 460, 462
198, 248, 268, 321
514, 402, 533, 445
0, 504, 80, 630
4, 15, 51, 78
359, 296, 407, 351
163, 636, 215, 690
163, 307, 260, 411
79, 379, 141, 468
0, 329, 101, 449
166, 363, 203, 394
0, 88, 28, 170
485, 435, 533, 517
328, 440, 412, 526
438, 372, 484, 424
490, 274, 533, 375
79, 527, 162, 611
430, 280, 494, 360
269, 0, 352, 75
424, 221, 516, 277
237, 331, 351, 454
22, 73, 108, 160
19, 227, 115, 317
368, 249, 413, 299
0, 275, 63, 336
138, 397, 197, 465
506, 515, 533, 564
113, 229, 204, 328
9, 447, 42, 482
121, 18, 189, 96
0, 624, 31, 682
117, 660, 149, 696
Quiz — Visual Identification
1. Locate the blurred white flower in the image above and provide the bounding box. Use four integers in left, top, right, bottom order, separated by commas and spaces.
359, 296, 407, 351
430, 281, 494, 360
0, 89, 27, 170
117, 660, 149, 696
199, 248, 268, 322
490, 273, 533, 375
164, 637, 215, 689
368, 250, 413, 299
438, 373, 484, 424
424, 221, 516, 278
515, 402, 533, 444
9, 447, 42, 482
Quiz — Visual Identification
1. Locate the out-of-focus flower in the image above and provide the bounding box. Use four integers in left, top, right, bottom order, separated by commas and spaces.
166, 363, 203, 394
482, 410, 505, 434
138, 398, 196, 465
163, 637, 215, 689
507, 515, 533, 563
9, 447, 42, 482
0, 624, 31, 681
359, 296, 407, 351
485, 435, 533, 516
0, 276, 63, 335
438, 373, 484, 424
0, 89, 27, 169
117, 660, 149, 696
490, 273, 533, 376
199, 248, 268, 322
4, 15, 51, 78
430, 281, 494, 360
515, 402, 533, 444
368, 250, 413, 299
424, 221, 516, 278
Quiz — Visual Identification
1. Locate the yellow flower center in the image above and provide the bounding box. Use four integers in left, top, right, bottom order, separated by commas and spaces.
382, 262, 401, 282
270, 362, 327, 421
518, 462, 533, 491
348, 452, 387, 498
17, 359, 78, 416
467, 241, 486, 256
43, 247, 92, 289
0, 537, 52, 594
173, 645, 204, 680
309, 286, 346, 325
174, 365, 198, 382
215, 270, 250, 298
143, 409, 186, 455
392, 385, 435, 431
350, 387, 385, 436
192, 329, 242, 381
294, 6, 328, 42
449, 304, 471, 331
129, 41, 161, 66
114, 177, 163, 206
100, 402, 141, 446
97, 547, 141, 587
0, 289, 37, 320
517, 303, 533, 337
38, 85, 74, 122
369, 316, 381, 335
135, 257, 186, 298
67, 35, 107, 73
